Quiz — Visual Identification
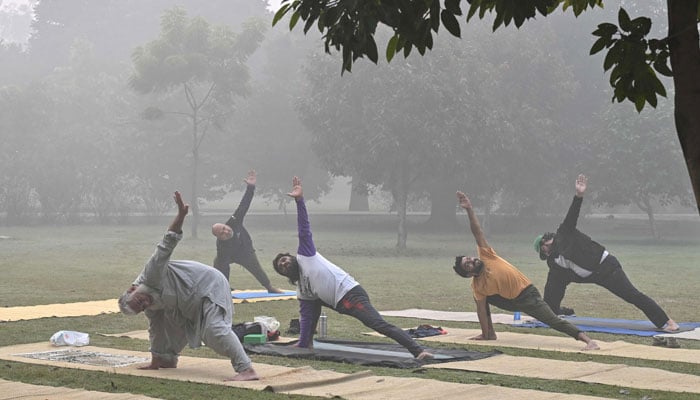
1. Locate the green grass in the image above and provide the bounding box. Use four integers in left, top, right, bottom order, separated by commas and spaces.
0, 216, 699, 399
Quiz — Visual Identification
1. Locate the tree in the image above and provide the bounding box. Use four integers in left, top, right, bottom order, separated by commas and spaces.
0, 84, 45, 224
299, 31, 554, 248
273, 0, 700, 215
591, 103, 692, 238
224, 28, 332, 213
0, 0, 35, 45
129, 7, 265, 237
28, 0, 270, 77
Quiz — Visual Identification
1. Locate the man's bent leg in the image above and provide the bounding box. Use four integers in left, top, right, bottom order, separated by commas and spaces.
145, 310, 187, 368
200, 300, 258, 379
516, 286, 581, 340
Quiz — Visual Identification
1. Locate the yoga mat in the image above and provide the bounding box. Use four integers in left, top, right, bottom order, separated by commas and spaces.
0, 342, 611, 400
0, 378, 159, 400
0, 299, 119, 322
426, 354, 700, 394
409, 327, 700, 364
513, 316, 700, 337
656, 327, 700, 340
231, 290, 296, 303
0, 291, 297, 322
244, 338, 500, 368
380, 308, 534, 324
99, 330, 298, 344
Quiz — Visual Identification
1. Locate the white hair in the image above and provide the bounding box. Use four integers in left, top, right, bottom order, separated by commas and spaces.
117, 284, 163, 315
118, 290, 137, 315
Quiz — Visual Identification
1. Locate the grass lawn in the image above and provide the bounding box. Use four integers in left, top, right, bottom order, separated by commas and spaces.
0, 214, 699, 399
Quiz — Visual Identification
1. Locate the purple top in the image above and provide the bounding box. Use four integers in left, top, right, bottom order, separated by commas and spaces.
296, 197, 320, 347
296, 197, 316, 256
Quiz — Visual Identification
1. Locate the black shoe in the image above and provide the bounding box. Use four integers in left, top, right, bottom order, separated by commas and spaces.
560, 306, 575, 316
286, 318, 300, 335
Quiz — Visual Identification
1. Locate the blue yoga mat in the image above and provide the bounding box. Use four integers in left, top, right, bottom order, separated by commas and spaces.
231, 290, 296, 299
512, 316, 700, 336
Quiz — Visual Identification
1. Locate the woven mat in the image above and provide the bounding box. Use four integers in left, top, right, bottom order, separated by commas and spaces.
0, 378, 160, 400
413, 327, 700, 364
0, 292, 295, 322
99, 330, 298, 344
0, 342, 610, 400
426, 354, 700, 394
0, 300, 119, 322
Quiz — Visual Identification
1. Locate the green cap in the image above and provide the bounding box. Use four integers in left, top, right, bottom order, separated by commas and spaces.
533, 234, 544, 254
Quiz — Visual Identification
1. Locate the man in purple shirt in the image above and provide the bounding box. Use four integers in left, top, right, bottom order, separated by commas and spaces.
272, 176, 432, 360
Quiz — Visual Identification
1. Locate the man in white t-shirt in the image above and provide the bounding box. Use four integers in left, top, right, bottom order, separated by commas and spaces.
272, 176, 432, 360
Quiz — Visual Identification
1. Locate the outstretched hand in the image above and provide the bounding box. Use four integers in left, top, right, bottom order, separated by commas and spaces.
287, 176, 303, 199
173, 191, 189, 216
244, 169, 256, 186
575, 174, 588, 197
456, 191, 472, 210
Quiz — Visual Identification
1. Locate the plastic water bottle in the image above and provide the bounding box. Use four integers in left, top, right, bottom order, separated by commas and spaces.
513, 311, 522, 324
319, 311, 328, 338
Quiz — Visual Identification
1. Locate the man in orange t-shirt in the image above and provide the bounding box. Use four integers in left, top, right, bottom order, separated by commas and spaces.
453, 191, 599, 351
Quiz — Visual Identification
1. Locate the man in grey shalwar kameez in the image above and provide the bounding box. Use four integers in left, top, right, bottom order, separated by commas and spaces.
118, 191, 258, 381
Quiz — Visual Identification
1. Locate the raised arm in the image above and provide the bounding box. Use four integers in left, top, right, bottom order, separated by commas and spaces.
287, 176, 316, 257
229, 170, 256, 225
168, 191, 189, 234
457, 191, 488, 248
139, 192, 189, 286
575, 174, 587, 198
560, 174, 587, 232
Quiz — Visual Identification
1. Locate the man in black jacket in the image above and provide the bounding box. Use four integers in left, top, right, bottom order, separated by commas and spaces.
211, 170, 282, 293
534, 174, 679, 332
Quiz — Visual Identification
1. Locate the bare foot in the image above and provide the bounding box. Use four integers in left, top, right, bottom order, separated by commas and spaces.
266, 287, 285, 294
225, 368, 260, 381
138, 356, 177, 370
582, 340, 600, 351
469, 333, 497, 341
663, 319, 680, 332
416, 351, 433, 360
159, 359, 178, 368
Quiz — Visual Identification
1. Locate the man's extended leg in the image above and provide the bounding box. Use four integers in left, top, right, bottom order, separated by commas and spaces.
237, 252, 282, 293
516, 286, 599, 350
336, 286, 431, 358
594, 256, 670, 328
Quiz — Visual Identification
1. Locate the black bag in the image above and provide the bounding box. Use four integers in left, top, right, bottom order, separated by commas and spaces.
232, 322, 262, 341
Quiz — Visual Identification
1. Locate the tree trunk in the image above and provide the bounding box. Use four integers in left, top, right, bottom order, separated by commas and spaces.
348, 179, 370, 211
190, 113, 200, 239
394, 189, 408, 250
392, 171, 409, 250
668, 0, 700, 215
635, 197, 658, 239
